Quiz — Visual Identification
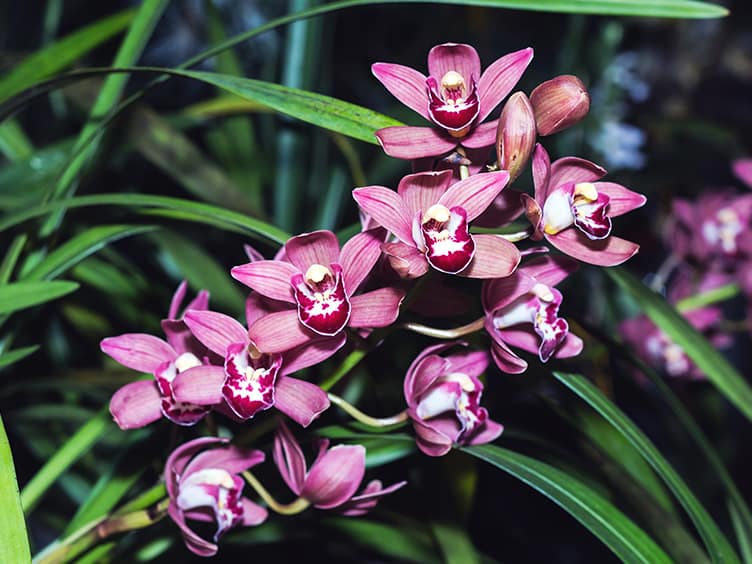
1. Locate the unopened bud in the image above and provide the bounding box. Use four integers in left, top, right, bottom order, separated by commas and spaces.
496, 92, 536, 183
529, 75, 590, 136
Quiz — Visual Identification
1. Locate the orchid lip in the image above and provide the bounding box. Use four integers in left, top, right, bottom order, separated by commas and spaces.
222, 343, 280, 420
155, 359, 211, 426
421, 205, 476, 274
292, 262, 351, 336
426, 75, 480, 133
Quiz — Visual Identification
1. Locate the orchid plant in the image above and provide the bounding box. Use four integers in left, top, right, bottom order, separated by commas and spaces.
4, 2, 750, 564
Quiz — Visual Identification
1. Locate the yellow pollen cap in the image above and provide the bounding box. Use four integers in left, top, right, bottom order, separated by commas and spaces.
441, 70, 466, 91
574, 182, 598, 201
305, 263, 331, 284
422, 203, 451, 224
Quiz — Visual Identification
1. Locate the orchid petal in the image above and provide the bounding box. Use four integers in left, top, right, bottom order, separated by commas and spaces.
594, 182, 647, 217
549, 156, 606, 188
477, 47, 534, 121
285, 230, 341, 273
411, 417, 453, 457
301, 445, 366, 509
161, 319, 204, 358
282, 333, 346, 375
405, 354, 452, 404
100, 334, 175, 373
485, 319, 528, 374
446, 350, 490, 378
109, 380, 163, 430
222, 343, 280, 420
340, 229, 383, 294
375, 126, 457, 160
382, 241, 430, 279
352, 186, 413, 245
292, 264, 351, 336
481, 271, 537, 313
183, 446, 265, 478
168, 281, 189, 320
230, 261, 297, 303
172, 365, 226, 405
422, 206, 476, 274
474, 189, 526, 228
733, 158, 752, 188
183, 310, 248, 357
557, 332, 584, 358
274, 376, 330, 427
427, 43, 481, 93
348, 287, 405, 328
241, 499, 268, 526
397, 170, 454, 218
458, 234, 520, 279
532, 144, 552, 203
520, 255, 579, 289
461, 119, 499, 149
547, 229, 640, 266
248, 309, 314, 353
340, 480, 407, 516
371, 62, 430, 120
168, 503, 218, 557
165, 438, 227, 500
439, 170, 509, 222
273, 421, 307, 495
466, 419, 504, 446
245, 293, 282, 327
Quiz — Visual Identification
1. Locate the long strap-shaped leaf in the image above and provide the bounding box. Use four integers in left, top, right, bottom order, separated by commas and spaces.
0, 281, 79, 316
0, 193, 290, 245
463, 444, 672, 564
0, 414, 31, 563
553, 371, 740, 564
607, 267, 752, 424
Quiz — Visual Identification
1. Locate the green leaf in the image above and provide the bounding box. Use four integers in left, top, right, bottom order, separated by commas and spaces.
20, 408, 114, 514
607, 267, 752, 424
0, 280, 78, 315
22, 225, 156, 281
0, 346, 40, 370
0, 414, 31, 563
176, 70, 402, 145
553, 371, 740, 564
431, 521, 480, 564
325, 517, 439, 563
675, 282, 739, 312
464, 444, 673, 564
0, 193, 290, 245
155, 230, 246, 315
0, 10, 134, 104
0, 120, 34, 160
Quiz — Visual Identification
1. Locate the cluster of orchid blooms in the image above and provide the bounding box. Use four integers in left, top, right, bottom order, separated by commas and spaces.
620, 158, 752, 379
99, 43, 647, 556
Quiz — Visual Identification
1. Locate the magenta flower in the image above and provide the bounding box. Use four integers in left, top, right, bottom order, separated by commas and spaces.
482, 255, 583, 374
101, 281, 217, 429
522, 144, 647, 266
353, 170, 520, 278
403, 343, 502, 457
273, 421, 406, 511
669, 191, 752, 269
165, 438, 267, 557
231, 230, 404, 353
172, 301, 341, 427
372, 43, 533, 159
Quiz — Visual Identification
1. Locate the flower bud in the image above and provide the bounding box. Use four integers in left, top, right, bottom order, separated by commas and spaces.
496, 92, 536, 183
529, 75, 590, 136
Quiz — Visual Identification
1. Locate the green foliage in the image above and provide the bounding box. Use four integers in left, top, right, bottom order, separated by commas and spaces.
0, 415, 31, 563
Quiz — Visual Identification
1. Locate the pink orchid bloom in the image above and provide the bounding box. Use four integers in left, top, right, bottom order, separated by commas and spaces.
172, 298, 341, 427
522, 144, 647, 267
273, 421, 406, 511
372, 43, 533, 159
353, 170, 520, 278
231, 230, 405, 353
101, 281, 217, 429
668, 191, 752, 270
404, 343, 503, 457
482, 255, 583, 374
165, 438, 267, 557
734, 158, 752, 188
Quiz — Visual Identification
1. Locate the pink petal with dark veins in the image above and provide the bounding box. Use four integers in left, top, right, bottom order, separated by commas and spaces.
183, 310, 248, 357
101, 334, 175, 373
274, 376, 330, 427
547, 229, 640, 266
352, 186, 413, 245
458, 234, 520, 279
348, 287, 405, 328
439, 171, 510, 222
477, 47, 534, 121
285, 230, 341, 273
230, 260, 297, 303
375, 126, 457, 160
371, 62, 430, 120
109, 379, 163, 430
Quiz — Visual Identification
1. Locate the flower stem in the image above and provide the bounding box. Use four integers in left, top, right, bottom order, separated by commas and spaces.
497, 228, 532, 242
242, 471, 310, 516
402, 317, 486, 339
327, 393, 409, 427
33, 499, 169, 564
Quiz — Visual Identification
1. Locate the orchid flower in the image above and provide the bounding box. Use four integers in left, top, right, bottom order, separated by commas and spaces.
101, 281, 216, 429
172, 297, 341, 427
372, 43, 533, 160
403, 343, 502, 456
482, 255, 583, 373
273, 421, 406, 511
231, 229, 404, 353
165, 438, 267, 557
353, 169, 520, 278
521, 144, 646, 266
669, 191, 752, 268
